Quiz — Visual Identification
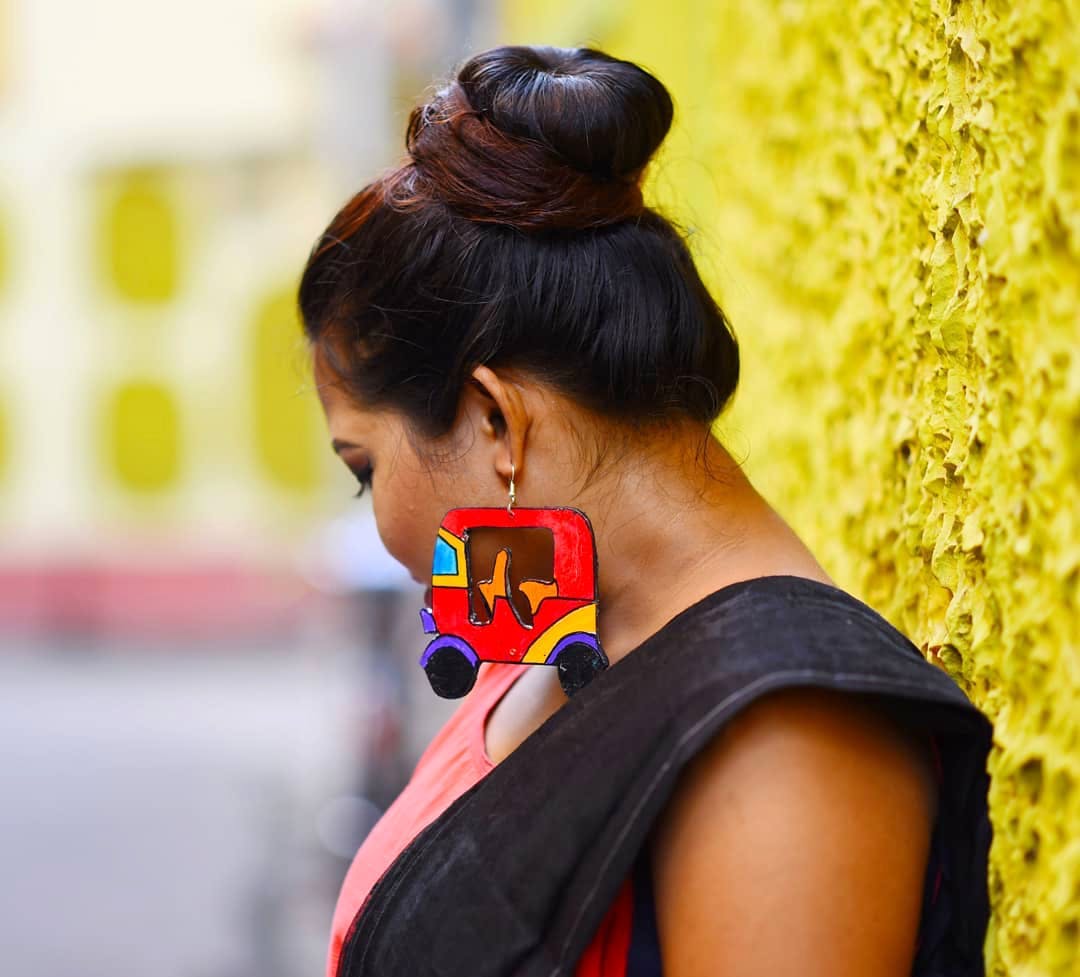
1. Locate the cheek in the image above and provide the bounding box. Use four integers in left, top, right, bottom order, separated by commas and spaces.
371, 463, 448, 579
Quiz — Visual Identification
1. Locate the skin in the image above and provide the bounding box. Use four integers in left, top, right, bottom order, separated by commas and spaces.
313, 351, 939, 977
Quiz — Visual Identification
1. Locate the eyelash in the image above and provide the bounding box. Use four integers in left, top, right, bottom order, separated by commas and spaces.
352, 463, 374, 498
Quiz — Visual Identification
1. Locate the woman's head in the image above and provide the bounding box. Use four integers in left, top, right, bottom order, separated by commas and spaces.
299, 45, 741, 581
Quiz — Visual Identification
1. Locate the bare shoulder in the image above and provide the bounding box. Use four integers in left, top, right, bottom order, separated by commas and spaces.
649, 685, 940, 977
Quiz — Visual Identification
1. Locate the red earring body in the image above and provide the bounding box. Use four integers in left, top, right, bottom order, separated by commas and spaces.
418, 506, 607, 698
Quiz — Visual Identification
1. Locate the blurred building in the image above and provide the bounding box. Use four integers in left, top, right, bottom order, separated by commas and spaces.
0, 0, 492, 640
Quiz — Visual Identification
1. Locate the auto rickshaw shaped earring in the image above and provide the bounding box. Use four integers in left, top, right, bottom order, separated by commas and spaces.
417, 465, 608, 699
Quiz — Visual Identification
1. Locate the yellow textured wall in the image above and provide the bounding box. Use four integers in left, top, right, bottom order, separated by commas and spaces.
505, 2, 1079, 974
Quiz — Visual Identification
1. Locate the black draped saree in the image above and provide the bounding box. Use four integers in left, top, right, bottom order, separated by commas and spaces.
337, 574, 993, 977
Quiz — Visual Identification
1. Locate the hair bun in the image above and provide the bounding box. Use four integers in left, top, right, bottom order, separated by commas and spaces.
395, 45, 675, 231
458, 46, 674, 182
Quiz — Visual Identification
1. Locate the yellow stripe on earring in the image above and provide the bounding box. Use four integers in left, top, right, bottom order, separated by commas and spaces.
522, 604, 597, 664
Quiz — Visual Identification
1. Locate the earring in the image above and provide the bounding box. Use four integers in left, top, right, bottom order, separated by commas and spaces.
417, 470, 608, 700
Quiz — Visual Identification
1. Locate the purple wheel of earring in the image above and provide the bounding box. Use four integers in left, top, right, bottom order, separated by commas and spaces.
420, 635, 480, 699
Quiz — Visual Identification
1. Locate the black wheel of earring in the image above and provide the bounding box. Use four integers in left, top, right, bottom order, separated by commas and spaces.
424, 646, 480, 698
555, 642, 608, 697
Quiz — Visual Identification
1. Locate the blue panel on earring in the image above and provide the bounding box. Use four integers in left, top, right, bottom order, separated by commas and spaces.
432, 536, 459, 576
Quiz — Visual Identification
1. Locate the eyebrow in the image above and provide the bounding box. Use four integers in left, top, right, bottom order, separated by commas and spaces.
331, 439, 361, 455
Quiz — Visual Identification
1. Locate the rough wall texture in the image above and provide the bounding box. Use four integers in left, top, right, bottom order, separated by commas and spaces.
505, 2, 1079, 973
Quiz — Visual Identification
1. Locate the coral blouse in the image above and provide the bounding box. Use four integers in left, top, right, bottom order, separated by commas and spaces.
326, 661, 659, 977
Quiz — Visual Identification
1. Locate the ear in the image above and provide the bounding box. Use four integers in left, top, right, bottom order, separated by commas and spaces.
468, 365, 531, 485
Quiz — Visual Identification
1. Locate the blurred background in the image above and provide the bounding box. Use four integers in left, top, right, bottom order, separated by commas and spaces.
0, 1, 496, 974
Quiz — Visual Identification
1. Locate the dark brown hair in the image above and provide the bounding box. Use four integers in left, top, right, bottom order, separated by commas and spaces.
298, 44, 739, 444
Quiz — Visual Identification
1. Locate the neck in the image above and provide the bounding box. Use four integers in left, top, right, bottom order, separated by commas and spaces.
575, 428, 830, 665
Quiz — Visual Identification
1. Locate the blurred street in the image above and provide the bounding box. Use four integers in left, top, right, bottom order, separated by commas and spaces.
0, 643, 363, 977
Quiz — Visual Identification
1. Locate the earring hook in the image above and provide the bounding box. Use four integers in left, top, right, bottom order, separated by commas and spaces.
507, 463, 516, 515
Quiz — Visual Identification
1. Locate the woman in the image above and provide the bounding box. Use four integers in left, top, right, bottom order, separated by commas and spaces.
298, 44, 993, 977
